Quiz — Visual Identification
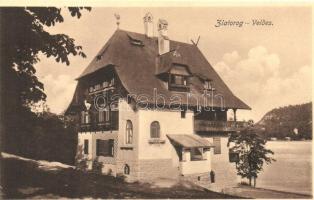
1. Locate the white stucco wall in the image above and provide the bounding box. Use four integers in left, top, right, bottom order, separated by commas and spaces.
137, 109, 194, 161
117, 100, 139, 161
180, 150, 212, 175
204, 136, 238, 187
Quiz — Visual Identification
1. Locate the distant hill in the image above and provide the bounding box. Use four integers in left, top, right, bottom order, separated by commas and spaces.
256, 102, 312, 140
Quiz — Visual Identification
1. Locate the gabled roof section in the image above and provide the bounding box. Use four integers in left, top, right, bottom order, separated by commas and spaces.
76, 29, 250, 110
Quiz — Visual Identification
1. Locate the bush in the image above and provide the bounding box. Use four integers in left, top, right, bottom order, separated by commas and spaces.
2, 109, 78, 165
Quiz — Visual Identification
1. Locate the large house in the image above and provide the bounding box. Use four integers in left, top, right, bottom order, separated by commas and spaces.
65, 13, 250, 186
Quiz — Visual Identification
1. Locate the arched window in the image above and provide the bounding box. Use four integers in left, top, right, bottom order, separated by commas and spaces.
125, 120, 133, 144
150, 121, 160, 138
124, 164, 130, 175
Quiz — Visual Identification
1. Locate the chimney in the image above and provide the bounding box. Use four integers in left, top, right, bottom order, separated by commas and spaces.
157, 19, 170, 55
143, 12, 154, 37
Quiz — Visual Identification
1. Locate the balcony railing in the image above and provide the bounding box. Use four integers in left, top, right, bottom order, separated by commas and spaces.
79, 122, 118, 132
79, 111, 119, 132
194, 120, 248, 132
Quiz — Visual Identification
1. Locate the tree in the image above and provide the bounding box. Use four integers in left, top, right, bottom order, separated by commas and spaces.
228, 127, 276, 187
0, 7, 90, 108
0, 7, 90, 155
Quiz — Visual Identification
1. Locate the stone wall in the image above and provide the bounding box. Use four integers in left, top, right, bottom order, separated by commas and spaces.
180, 172, 211, 187
137, 159, 180, 181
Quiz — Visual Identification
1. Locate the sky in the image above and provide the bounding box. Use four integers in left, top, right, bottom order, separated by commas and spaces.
35, 7, 312, 122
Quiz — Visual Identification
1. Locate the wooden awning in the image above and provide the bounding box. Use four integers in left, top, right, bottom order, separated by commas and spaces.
167, 134, 213, 148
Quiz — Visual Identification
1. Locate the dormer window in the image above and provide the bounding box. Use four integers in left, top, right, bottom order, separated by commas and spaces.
127, 34, 144, 46
168, 64, 191, 92
170, 74, 187, 86
96, 55, 102, 61
130, 39, 144, 46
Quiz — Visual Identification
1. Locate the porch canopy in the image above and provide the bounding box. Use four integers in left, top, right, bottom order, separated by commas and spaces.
167, 134, 214, 148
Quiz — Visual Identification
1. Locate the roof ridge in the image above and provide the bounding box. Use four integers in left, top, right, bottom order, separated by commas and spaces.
117, 29, 195, 46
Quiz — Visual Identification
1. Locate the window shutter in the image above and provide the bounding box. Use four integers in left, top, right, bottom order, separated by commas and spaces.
181, 110, 186, 118
84, 140, 89, 154
105, 110, 110, 122
96, 139, 100, 156
109, 139, 114, 156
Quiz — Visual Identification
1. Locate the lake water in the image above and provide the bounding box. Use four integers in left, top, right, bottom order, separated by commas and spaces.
256, 141, 312, 195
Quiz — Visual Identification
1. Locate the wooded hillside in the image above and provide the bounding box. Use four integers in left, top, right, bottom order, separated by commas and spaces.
256, 102, 312, 140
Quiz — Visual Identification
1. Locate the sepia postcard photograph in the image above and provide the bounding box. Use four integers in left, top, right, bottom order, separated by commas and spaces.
0, 1, 312, 199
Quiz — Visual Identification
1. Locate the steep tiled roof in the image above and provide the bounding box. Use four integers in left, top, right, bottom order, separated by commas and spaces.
75, 29, 250, 110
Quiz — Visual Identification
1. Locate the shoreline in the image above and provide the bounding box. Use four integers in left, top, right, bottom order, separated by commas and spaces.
207, 185, 313, 199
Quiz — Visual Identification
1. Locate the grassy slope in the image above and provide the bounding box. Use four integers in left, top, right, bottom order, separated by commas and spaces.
0, 157, 238, 199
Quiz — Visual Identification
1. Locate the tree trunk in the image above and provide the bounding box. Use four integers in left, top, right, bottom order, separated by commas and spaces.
253, 177, 256, 187
249, 177, 252, 186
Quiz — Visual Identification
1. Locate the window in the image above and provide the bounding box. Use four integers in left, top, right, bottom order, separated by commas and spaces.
150, 121, 160, 138
95, 84, 101, 91
190, 148, 204, 161
89, 86, 94, 93
84, 140, 89, 154
124, 164, 130, 175
96, 139, 114, 157
125, 120, 133, 144
102, 81, 109, 88
98, 111, 105, 122
81, 111, 85, 124
105, 110, 110, 122
213, 137, 221, 154
98, 110, 110, 123
81, 111, 90, 124
204, 80, 211, 89
85, 112, 90, 124
229, 149, 239, 163
109, 78, 115, 87
204, 80, 215, 90
170, 75, 187, 86
181, 110, 186, 118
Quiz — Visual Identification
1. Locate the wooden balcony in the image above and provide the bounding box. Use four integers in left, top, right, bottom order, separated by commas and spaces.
194, 120, 248, 132
79, 111, 119, 132
79, 122, 118, 132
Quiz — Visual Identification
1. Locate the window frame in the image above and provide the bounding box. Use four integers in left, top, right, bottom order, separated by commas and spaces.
124, 164, 130, 175
81, 111, 90, 124
96, 139, 114, 157
105, 110, 110, 122
190, 148, 204, 161
150, 121, 161, 139
170, 74, 187, 86
98, 110, 105, 123
125, 120, 133, 144
181, 110, 186, 118
84, 139, 89, 154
